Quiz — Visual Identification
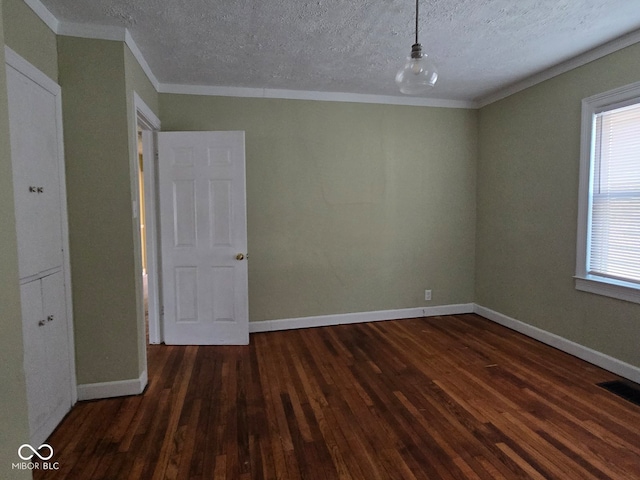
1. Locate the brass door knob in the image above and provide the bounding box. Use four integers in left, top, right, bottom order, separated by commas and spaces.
235, 253, 245, 261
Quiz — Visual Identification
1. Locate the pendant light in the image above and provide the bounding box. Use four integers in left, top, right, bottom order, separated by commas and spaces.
395, 0, 438, 95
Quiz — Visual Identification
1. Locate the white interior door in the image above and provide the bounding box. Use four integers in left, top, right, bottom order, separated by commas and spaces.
158, 131, 248, 345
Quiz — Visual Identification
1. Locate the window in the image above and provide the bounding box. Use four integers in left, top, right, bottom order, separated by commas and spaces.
576, 81, 640, 304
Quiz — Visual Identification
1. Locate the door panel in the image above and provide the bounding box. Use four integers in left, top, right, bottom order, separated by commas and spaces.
173, 180, 197, 247
7, 65, 63, 278
158, 131, 248, 345
20, 273, 72, 445
41, 272, 72, 428
175, 267, 198, 323
20, 280, 47, 435
210, 180, 233, 246
212, 266, 235, 322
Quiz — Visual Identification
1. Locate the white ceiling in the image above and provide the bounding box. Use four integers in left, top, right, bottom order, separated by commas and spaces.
37, 0, 640, 104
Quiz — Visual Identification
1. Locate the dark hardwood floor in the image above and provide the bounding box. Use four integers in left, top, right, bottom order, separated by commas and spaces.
36, 314, 640, 479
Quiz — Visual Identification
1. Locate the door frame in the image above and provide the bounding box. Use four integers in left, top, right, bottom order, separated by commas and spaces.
5, 46, 78, 405
133, 93, 162, 344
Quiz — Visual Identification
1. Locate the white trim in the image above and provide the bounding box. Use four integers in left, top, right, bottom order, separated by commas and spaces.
575, 80, 640, 304
474, 304, 640, 384
125, 30, 160, 91
249, 304, 475, 333
77, 370, 148, 401
477, 28, 640, 108
30, 399, 69, 447
134, 91, 161, 129
141, 131, 161, 344
22, 0, 59, 33
18, 0, 640, 110
581, 80, 640, 110
58, 23, 161, 95
575, 276, 640, 305
478, 29, 640, 107
134, 92, 162, 346
575, 93, 595, 282
158, 83, 476, 109
5, 46, 78, 405
4, 46, 59, 95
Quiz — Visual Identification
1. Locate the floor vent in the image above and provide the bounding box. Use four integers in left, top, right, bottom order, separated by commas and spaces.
597, 380, 640, 407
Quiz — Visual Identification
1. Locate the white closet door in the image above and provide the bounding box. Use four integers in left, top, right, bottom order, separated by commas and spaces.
6, 48, 75, 447
7, 63, 63, 278
19, 273, 72, 446
41, 272, 72, 435
20, 280, 48, 438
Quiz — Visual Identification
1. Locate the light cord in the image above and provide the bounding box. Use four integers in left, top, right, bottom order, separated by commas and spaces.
415, 0, 419, 45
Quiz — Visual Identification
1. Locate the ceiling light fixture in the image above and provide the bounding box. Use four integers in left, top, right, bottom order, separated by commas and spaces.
395, 0, 438, 95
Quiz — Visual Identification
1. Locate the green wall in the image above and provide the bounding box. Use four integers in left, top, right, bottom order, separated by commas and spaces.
2, 0, 57, 81
0, 1, 33, 477
58, 36, 142, 384
3, 0, 640, 415
476, 43, 640, 368
56, 37, 159, 385
160, 95, 478, 321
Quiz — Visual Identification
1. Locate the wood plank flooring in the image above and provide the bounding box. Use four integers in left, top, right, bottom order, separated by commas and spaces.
36, 314, 640, 479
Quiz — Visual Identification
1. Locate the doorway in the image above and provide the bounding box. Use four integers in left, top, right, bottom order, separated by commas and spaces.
137, 129, 149, 341
134, 93, 161, 345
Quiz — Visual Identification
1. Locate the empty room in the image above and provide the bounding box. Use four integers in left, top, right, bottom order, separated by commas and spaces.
1, 0, 640, 478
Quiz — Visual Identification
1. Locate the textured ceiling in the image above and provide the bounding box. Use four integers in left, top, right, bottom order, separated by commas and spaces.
38, 0, 640, 102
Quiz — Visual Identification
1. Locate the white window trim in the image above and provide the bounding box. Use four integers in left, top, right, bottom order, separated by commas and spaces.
575, 80, 640, 305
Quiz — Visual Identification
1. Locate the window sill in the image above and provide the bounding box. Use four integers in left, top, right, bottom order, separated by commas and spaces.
574, 275, 640, 305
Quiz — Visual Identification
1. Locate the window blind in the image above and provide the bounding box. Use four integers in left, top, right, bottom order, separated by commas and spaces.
589, 102, 640, 283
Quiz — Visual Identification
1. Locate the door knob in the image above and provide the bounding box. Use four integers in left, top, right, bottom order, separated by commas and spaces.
235, 253, 245, 261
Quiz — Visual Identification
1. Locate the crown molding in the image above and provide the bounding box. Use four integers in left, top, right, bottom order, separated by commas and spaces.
20, 0, 640, 110
157, 83, 477, 109
23, 0, 59, 32
55, 21, 160, 91
124, 30, 160, 90
476, 28, 640, 108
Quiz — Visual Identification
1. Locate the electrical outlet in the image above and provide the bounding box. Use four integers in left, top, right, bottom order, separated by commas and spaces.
424, 289, 432, 301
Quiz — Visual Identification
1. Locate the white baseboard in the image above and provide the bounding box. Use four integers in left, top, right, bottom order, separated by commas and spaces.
249, 303, 475, 333
77, 368, 148, 401
473, 304, 640, 384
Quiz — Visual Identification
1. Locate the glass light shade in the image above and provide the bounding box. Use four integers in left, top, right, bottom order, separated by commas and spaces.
395, 44, 438, 95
